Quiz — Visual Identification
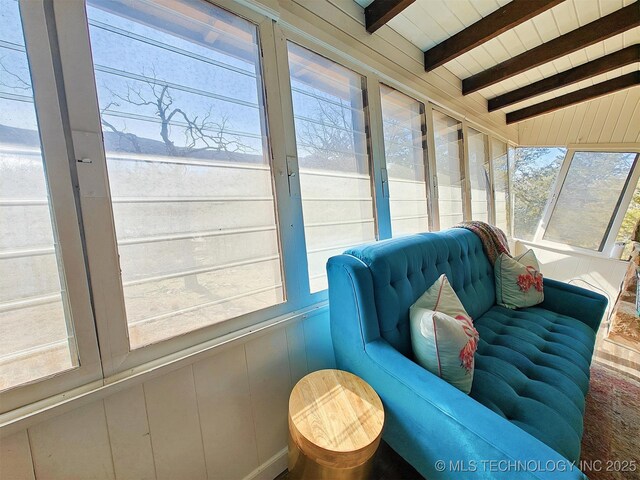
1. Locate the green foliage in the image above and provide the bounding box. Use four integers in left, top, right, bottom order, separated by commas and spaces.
618, 183, 640, 242
512, 148, 564, 240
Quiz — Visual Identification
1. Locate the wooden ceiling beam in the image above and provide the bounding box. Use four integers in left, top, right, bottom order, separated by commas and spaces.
489, 45, 640, 111
505, 71, 640, 124
365, 0, 415, 33
463, 2, 640, 95
424, 0, 564, 72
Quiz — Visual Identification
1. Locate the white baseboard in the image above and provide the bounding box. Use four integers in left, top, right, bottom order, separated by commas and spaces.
244, 447, 288, 480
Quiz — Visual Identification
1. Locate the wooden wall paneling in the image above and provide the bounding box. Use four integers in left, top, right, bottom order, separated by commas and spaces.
537, 110, 555, 143
245, 329, 292, 464
302, 311, 336, 372
103, 385, 156, 480
29, 401, 115, 480
598, 90, 629, 142
623, 97, 640, 141
548, 108, 568, 146
565, 102, 590, 143
286, 320, 309, 385
0, 430, 34, 480
193, 345, 260, 480
587, 98, 611, 143
531, 117, 544, 143
143, 366, 207, 480
611, 89, 640, 142
577, 99, 601, 142
554, 106, 575, 145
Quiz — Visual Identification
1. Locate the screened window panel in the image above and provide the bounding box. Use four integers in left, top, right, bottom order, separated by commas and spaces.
492, 139, 510, 234
545, 151, 638, 250
467, 128, 490, 223
380, 85, 428, 236
513, 147, 565, 241
0, 0, 78, 390
87, 0, 283, 349
288, 43, 375, 293
433, 111, 464, 229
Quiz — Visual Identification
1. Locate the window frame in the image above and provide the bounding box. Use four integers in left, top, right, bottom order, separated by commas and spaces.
432, 107, 467, 227
275, 30, 385, 301
378, 83, 432, 237
533, 144, 640, 256
465, 125, 493, 224
1, 0, 103, 414
50, 0, 315, 376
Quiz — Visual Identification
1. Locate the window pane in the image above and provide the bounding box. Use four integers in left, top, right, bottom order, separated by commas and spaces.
0, 0, 78, 390
433, 111, 464, 229
380, 85, 428, 236
87, 0, 283, 348
616, 176, 640, 254
288, 43, 375, 293
492, 139, 510, 234
467, 128, 490, 222
513, 147, 565, 240
545, 151, 638, 250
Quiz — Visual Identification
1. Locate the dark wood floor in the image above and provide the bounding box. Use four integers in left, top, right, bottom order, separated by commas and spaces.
276, 440, 424, 480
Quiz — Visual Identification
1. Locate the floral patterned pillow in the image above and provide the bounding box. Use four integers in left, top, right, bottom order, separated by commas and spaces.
410, 275, 479, 394
495, 249, 544, 309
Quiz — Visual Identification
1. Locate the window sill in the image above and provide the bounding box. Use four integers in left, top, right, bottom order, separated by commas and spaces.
514, 238, 628, 263
0, 301, 328, 438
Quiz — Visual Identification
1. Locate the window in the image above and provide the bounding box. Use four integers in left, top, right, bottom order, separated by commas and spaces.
0, 0, 101, 402
287, 43, 375, 293
380, 85, 429, 236
616, 176, 640, 256
433, 110, 464, 229
492, 139, 510, 235
86, 0, 283, 348
544, 151, 638, 250
0, 0, 78, 390
467, 128, 490, 222
513, 147, 565, 240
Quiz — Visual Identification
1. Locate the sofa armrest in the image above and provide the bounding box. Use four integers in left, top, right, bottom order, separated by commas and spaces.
363, 339, 587, 480
540, 278, 608, 332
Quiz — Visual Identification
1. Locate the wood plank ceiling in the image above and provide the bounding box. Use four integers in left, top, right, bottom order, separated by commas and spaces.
355, 0, 640, 125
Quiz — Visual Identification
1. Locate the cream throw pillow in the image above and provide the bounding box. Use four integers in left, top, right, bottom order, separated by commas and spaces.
410, 275, 479, 394
495, 249, 544, 309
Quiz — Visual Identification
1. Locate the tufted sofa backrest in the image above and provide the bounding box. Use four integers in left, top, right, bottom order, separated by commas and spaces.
343, 229, 495, 357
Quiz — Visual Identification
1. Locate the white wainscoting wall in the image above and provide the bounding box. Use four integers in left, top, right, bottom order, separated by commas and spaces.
0, 310, 335, 480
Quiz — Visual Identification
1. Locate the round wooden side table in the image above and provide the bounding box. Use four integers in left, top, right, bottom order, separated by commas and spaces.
288, 369, 384, 480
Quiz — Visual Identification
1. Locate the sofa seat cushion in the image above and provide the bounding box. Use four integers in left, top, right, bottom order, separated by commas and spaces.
469, 305, 596, 462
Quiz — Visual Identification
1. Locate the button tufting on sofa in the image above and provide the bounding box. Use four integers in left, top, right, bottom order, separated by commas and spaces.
329, 229, 607, 479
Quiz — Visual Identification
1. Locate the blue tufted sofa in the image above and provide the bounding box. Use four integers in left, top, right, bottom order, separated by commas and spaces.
327, 229, 607, 479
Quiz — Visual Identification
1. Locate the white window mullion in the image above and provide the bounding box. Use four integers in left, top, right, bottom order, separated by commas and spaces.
48, 0, 130, 376
425, 103, 440, 231
486, 137, 496, 225
366, 77, 392, 240
259, 21, 310, 305
461, 122, 472, 222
